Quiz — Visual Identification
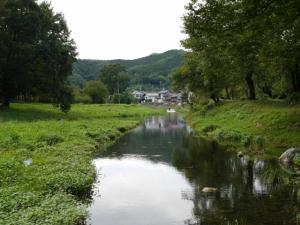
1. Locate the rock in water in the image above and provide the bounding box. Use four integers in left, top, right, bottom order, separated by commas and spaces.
279, 148, 300, 164
202, 187, 218, 193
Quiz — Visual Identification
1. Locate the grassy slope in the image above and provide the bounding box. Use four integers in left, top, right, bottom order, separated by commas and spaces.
185, 100, 300, 156
0, 104, 163, 225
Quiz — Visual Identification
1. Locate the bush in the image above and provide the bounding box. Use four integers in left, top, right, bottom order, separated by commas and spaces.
74, 94, 92, 104
287, 92, 300, 105
84, 81, 108, 104
254, 135, 265, 148
111, 93, 133, 104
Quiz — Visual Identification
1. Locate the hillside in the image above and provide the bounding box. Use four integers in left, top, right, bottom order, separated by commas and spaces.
71, 49, 185, 90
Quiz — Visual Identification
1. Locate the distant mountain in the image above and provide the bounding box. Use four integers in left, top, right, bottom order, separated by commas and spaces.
71, 49, 185, 90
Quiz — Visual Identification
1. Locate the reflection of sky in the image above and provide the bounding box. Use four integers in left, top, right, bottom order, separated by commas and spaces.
88, 115, 295, 225
88, 157, 194, 225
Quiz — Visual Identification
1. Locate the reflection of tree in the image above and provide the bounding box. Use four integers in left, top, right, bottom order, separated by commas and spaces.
172, 136, 297, 225
104, 114, 189, 162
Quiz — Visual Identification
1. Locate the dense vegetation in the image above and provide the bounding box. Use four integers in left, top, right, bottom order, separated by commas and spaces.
0, 104, 163, 225
0, 0, 76, 112
183, 100, 300, 155
173, 0, 300, 103
72, 49, 185, 91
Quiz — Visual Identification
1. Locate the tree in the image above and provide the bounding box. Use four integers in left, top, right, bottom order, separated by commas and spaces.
0, 0, 77, 112
177, 0, 300, 102
99, 64, 130, 96
84, 80, 108, 104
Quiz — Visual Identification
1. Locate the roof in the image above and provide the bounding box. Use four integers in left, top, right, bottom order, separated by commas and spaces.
145, 92, 160, 97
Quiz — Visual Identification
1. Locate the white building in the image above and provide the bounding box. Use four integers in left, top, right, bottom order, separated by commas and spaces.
145, 92, 160, 103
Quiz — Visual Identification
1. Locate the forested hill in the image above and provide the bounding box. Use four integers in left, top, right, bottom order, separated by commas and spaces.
71, 49, 185, 90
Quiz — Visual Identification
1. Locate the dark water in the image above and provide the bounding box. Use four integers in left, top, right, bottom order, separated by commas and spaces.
88, 114, 297, 225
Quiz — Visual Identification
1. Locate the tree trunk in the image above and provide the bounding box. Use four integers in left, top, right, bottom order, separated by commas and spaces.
259, 85, 273, 98
245, 71, 256, 100
210, 93, 219, 103
225, 87, 231, 100
291, 63, 300, 92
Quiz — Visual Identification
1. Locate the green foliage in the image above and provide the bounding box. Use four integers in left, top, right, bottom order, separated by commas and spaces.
202, 124, 220, 133
0, 103, 164, 224
110, 93, 133, 104
38, 135, 64, 146
99, 64, 128, 94
0, 1, 77, 111
72, 50, 185, 90
186, 100, 300, 154
84, 80, 108, 104
73, 87, 92, 104
176, 0, 300, 102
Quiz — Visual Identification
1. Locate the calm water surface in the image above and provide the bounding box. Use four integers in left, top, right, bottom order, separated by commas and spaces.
87, 114, 297, 225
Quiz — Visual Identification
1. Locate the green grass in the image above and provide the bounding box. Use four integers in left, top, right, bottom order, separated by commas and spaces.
0, 103, 164, 225
185, 100, 300, 156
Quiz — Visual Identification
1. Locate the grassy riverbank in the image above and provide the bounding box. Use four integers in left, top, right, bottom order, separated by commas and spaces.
0, 104, 163, 225
184, 100, 300, 156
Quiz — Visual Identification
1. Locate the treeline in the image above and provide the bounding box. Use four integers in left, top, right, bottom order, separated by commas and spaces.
0, 0, 76, 112
173, 0, 300, 103
74, 64, 134, 104
72, 49, 185, 91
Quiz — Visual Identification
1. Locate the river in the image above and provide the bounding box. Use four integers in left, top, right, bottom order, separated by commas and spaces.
87, 114, 297, 225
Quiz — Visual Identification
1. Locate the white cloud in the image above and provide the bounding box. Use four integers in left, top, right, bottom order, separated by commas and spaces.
44, 0, 188, 60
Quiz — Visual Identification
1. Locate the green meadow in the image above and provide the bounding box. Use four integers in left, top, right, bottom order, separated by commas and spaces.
184, 100, 300, 156
0, 104, 163, 225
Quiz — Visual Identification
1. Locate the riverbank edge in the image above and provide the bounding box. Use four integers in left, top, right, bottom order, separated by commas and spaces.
180, 100, 300, 157
0, 104, 165, 225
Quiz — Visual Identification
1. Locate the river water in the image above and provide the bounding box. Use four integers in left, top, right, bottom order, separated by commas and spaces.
87, 114, 297, 225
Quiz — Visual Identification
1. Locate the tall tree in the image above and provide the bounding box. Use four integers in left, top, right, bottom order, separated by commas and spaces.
0, 0, 76, 112
99, 64, 130, 95
181, 0, 300, 102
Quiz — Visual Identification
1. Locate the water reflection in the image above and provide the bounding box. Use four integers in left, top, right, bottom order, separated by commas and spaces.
172, 136, 296, 225
88, 114, 297, 225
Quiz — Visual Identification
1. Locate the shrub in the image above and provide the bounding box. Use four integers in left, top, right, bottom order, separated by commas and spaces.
254, 135, 265, 148
118, 127, 127, 133
287, 92, 300, 105
74, 94, 92, 104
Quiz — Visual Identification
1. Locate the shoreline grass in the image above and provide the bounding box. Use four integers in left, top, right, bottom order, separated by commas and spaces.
183, 100, 300, 156
0, 103, 164, 225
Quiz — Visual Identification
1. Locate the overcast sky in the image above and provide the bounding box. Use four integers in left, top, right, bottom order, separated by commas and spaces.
45, 0, 188, 60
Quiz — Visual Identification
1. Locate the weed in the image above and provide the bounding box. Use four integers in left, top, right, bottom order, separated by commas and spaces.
38, 135, 64, 146
185, 100, 300, 156
0, 103, 164, 224
202, 124, 220, 133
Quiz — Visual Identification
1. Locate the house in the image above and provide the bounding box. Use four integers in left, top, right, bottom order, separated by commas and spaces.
165, 93, 182, 104
158, 90, 170, 101
145, 92, 160, 103
131, 89, 182, 104
132, 91, 145, 100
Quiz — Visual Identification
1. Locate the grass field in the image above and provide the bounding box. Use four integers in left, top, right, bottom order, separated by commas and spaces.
184, 100, 300, 156
0, 103, 163, 225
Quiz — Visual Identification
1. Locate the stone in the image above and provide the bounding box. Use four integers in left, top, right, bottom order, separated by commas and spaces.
279, 147, 300, 165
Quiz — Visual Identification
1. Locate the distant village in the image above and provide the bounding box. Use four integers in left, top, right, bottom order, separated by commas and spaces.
131, 90, 184, 105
